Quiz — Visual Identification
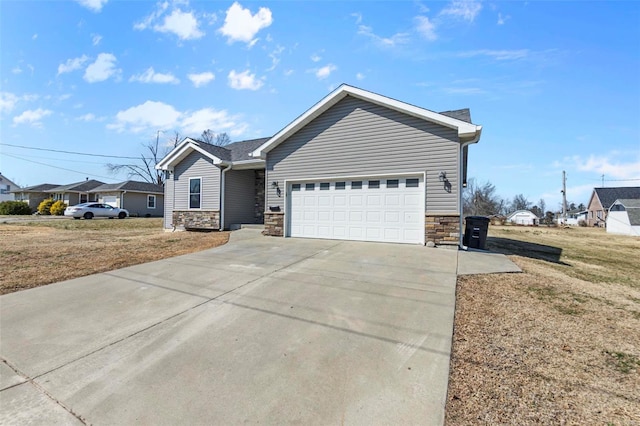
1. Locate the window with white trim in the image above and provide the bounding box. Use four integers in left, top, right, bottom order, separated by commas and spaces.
148, 195, 156, 209
189, 178, 201, 209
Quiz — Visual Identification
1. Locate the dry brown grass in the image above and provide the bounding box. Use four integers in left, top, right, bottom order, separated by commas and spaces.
0, 218, 229, 295
446, 226, 640, 425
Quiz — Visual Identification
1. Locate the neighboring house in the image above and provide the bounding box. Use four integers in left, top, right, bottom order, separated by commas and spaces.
157, 84, 482, 246
89, 180, 165, 217
11, 183, 60, 212
46, 179, 104, 206
507, 210, 539, 226
587, 187, 640, 227
606, 199, 640, 236
0, 173, 20, 202
555, 209, 588, 226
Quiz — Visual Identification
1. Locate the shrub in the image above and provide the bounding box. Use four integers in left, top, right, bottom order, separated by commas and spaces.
0, 201, 32, 215
578, 220, 588, 227
50, 200, 67, 216
37, 198, 55, 215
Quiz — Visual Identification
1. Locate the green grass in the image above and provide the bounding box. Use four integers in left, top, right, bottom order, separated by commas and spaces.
604, 350, 640, 374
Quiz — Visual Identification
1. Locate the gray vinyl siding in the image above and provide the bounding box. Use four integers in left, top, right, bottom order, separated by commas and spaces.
224, 169, 257, 228
121, 193, 164, 217
164, 171, 174, 229
266, 96, 460, 213
173, 151, 221, 211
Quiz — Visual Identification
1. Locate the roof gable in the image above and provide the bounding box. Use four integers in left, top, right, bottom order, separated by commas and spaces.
11, 183, 60, 192
156, 137, 269, 170
89, 180, 164, 194
46, 179, 104, 193
251, 84, 482, 158
594, 187, 640, 209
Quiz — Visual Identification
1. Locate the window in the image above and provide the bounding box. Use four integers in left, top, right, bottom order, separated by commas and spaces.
189, 178, 201, 209
0, 185, 9, 194
80, 194, 88, 203
386, 179, 399, 188
368, 180, 380, 189
351, 181, 362, 189
597, 210, 603, 219
305, 183, 315, 191
292, 184, 301, 191
148, 195, 156, 209
335, 182, 346, 190
320, 182, 330, 190
406, 178, 419, 188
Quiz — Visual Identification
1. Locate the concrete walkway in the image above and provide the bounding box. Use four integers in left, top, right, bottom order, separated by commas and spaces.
0, 230, 471, 425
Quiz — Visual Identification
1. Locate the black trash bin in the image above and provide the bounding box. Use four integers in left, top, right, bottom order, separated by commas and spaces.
463, 216, 490, 250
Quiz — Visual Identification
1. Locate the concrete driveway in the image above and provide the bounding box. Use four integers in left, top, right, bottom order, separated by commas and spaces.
1, 229, 459, 425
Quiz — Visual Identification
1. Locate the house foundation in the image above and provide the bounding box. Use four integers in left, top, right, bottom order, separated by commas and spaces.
173, 210, 220, 230
425, 214, 460, 246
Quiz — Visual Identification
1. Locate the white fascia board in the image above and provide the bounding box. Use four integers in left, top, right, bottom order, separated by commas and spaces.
155, 138, 224, 170
229, 159, 266, 170
251, 84, 482, 158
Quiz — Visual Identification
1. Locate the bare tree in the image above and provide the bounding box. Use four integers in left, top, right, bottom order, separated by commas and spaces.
462, 179, 504, 216
107, 132, 173, 186
510, 194, 532, 212
200, 129, 232, 146
200, 129, 215, 144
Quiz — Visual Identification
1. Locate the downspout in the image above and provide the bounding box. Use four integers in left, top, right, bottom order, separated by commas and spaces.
220, 163, 231, 231
459, 127, 482, 250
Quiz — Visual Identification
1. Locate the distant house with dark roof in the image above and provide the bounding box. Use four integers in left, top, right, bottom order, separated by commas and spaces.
587, 187, 640, 227
89, 180, 164, 217
12, 183, 61, 212
0, 173, 21, 202
607, 199, 640, 236
45, 179, 104, 206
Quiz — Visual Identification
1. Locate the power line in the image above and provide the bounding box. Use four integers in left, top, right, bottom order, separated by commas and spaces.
2, 152, 118, 181
0, 142, 142, 160
1, 150, 124, 165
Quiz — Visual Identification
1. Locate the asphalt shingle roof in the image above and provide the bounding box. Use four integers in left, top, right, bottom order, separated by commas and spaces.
192, 137, 271, 162
439, 108, 472, 123
12, 183, 60, 192
46, 179, 105, 193
89, 180, 164, 194
595, 187, 640, 209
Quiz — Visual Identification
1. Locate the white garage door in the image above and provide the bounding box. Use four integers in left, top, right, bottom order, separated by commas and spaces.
288, 176, 424, 244
103, 196, 118, 207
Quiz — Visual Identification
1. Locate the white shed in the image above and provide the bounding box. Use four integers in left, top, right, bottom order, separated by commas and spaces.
507, 210, 539, 226
606, 199, 640, 236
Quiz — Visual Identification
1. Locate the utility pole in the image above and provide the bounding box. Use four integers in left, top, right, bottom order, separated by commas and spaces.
561, 170, 568, 225
601, 174, 605, 187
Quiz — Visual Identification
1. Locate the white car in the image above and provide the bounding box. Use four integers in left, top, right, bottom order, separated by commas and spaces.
64, 203, 129, 220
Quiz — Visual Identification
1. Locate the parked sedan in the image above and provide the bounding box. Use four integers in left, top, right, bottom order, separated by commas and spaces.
64, 203, 129, 220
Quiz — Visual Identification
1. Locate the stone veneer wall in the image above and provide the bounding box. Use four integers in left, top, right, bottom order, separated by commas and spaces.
263, 212, 284, 236
173, 210, 220, 230
254, 170, 265, 224
425, 214, 460, 246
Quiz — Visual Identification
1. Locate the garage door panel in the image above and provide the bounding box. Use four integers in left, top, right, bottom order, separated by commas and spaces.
289, 176, 424, 244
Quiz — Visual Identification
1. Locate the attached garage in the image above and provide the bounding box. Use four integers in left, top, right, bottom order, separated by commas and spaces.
288, 176, 424, 244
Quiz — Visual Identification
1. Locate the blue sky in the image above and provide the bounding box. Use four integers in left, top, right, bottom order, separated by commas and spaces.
1, 0, 638, 210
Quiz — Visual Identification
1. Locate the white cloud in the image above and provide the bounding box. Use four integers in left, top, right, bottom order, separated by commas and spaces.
458, 49, 530, 60
497, 13, 510, 25
284, 69, 294, 77
0, 92, 19, 114
440, 0, 482, 22
12, 67, 22, 74
415, 16, 437, 41
108, 100, 249, 136
356, 72, 365, 81
315, 64, 337, 80
58, 55, 89, 75
59, 94, 72, 101
228, 70, 264, 90
108, 101, 182, 133
32, 33, 38, 40
181, 108, 247, 136
188, 72, 215, 87
84, 53, 121, 83
219, 2, 273, 45
154, 9, 204, 40
75, 0, 108, 12
358, 25, 409, 48
92, 34, 102, 46
77, 113, 96, 121
13, 108, 52, 126
442, 87, 486, 95
267, 45, 285, 71
129, 67, 180, 84
134, 1, 169, 31
351, 12, 362, 24
310, 53, 321, 62
569, 155, 640, 180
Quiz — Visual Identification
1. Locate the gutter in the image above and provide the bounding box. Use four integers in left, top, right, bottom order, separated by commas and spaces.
458, 126, 483, 250
220, 163, 231, 231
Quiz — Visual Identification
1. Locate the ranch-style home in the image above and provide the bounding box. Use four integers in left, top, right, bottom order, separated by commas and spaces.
156, 84, 483, 247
